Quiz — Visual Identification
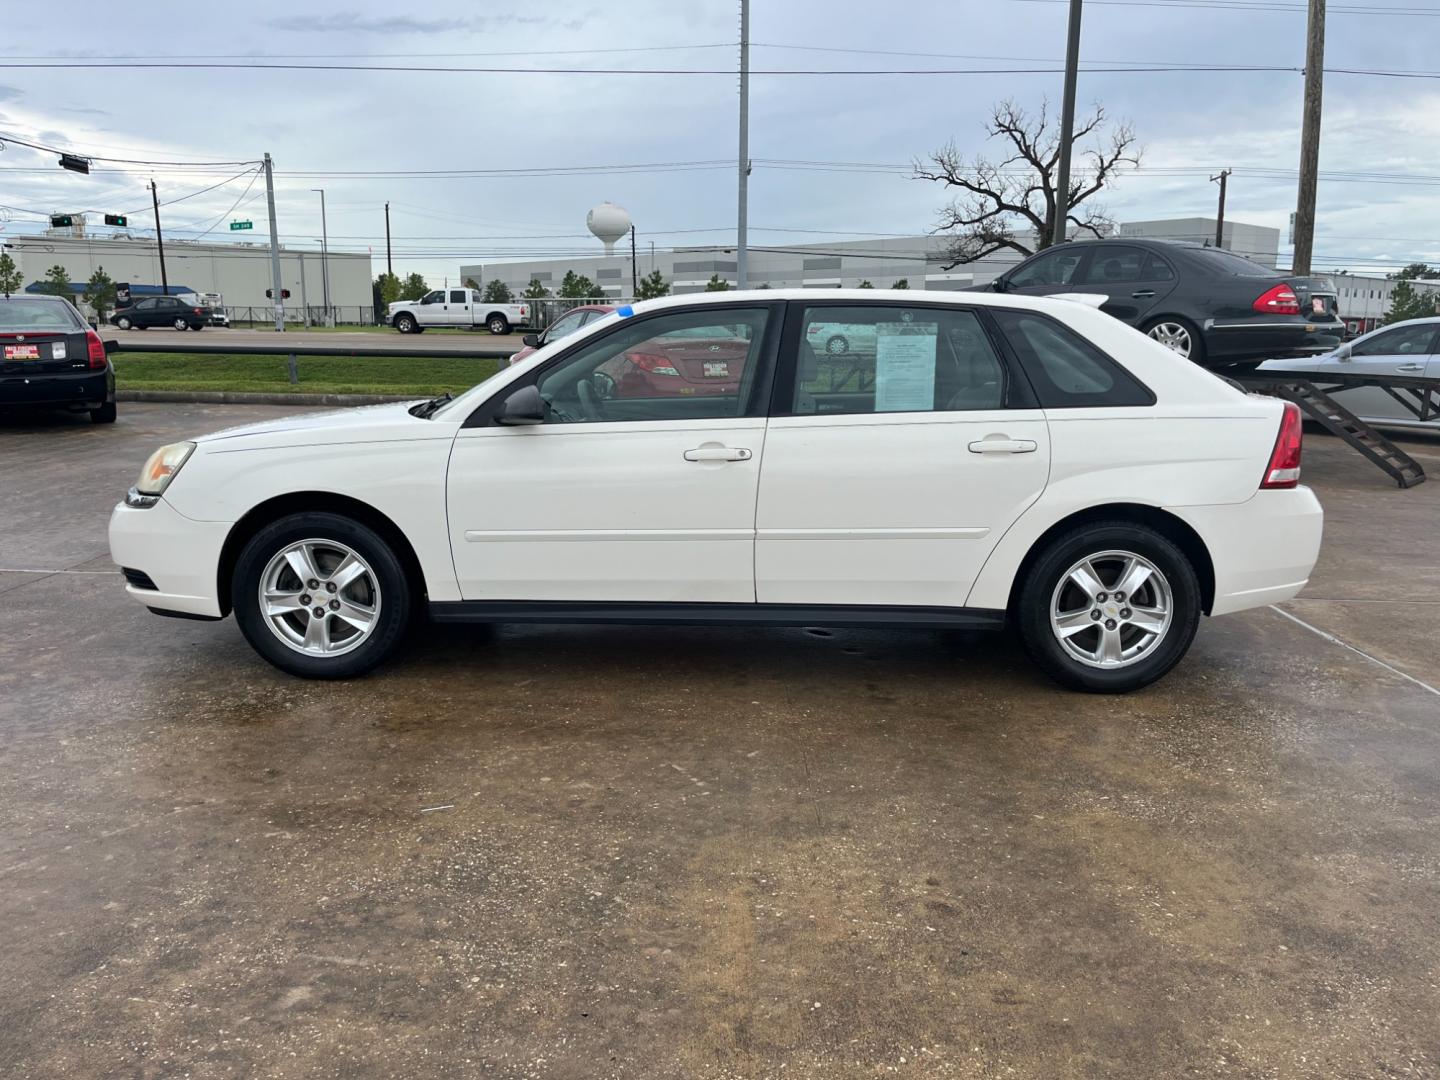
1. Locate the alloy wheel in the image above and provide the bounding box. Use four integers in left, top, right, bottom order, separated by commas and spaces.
1049, 550, 1173, 669
258, 539, 382, 657
1147, 322, 1192, 357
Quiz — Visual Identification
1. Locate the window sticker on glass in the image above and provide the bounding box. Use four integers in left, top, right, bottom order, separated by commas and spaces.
875, 319, 938, 412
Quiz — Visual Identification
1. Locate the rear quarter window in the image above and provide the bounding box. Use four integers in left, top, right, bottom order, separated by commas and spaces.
991, 309, 1155, 408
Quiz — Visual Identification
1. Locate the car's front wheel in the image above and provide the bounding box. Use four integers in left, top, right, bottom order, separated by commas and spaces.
173, 317, 189, 330
1142, 316, 1206, 365
1016, 522, 1201, 693
232, 512, 412, 679
116, 316, 132, 330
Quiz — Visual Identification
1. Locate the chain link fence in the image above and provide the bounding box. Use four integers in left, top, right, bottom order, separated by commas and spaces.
216, 297, 649, 331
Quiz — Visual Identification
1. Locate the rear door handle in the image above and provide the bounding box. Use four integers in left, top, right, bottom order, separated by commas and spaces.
684, 446, 752, 462
1398, 363, 1424, 372
968, 437, 1038, 455
1131, 290, 1156, 299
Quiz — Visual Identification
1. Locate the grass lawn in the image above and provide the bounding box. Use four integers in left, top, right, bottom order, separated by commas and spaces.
229, 324, 512, 338
114, 352, 502, 396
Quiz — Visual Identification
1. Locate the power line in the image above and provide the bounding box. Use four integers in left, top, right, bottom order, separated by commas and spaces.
0, 130, 260, 167
1012, 0, 1440, 11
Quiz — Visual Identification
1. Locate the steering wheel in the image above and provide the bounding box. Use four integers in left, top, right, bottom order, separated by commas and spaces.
576, 378, 604, 421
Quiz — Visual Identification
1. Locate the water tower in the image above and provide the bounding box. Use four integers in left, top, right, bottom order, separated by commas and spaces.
586, 201, 632, 254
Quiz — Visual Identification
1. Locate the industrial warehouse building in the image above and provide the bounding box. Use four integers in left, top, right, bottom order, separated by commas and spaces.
463, 217, 1285, 299
1, 231, 372, 317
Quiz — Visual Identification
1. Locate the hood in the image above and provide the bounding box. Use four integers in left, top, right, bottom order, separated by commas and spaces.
192, 400, 451, 448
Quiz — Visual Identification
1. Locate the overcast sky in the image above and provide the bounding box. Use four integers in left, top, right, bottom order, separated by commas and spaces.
2, 0, 1438, 285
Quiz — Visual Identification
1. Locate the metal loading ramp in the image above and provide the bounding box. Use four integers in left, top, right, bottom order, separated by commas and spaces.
1233, 369, 1437, 488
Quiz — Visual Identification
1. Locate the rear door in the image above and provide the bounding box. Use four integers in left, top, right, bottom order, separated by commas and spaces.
441, 289, 470, 327
130, 298, 160, 326
1075, 246, 1178, 325
755, 300, 1050, 610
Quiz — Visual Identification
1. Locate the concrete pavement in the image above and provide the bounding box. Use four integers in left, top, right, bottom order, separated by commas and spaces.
1, 403, 1438, 1079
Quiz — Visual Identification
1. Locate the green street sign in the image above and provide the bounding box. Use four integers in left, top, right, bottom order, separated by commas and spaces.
230, 220, 254, 231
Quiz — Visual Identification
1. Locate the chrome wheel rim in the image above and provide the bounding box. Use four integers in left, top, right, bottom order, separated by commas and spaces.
174, 318, 187, 330
259, 539, 381, 657
489, 319, 506, 333
1050, 550, 1173, 670
1147, 322, 1192, 356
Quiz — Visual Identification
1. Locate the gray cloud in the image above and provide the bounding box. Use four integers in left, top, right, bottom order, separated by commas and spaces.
0, 85, 22, 103
266, 12, 548, 34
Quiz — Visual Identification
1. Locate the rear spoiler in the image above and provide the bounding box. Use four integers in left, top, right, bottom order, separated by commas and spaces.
1048, 292, 1108, 309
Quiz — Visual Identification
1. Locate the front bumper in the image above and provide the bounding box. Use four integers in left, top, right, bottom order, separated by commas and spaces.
1167, 486, 1324, 616
108, 497, 232, 618
0, 368, 112, 408
1203, 316, 1345, 362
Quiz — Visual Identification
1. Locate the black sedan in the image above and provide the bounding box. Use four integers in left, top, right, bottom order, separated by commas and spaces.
974, 238, 1344, 367
0, 294, 116, 423
110, 295, 207, 331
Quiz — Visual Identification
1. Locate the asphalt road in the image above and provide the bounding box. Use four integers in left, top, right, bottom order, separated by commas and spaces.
2, 403, 1439, 1079
103, 325, 519, 357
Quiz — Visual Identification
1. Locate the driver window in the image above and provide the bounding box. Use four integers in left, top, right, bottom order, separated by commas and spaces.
1352, 324, 1437, 357
423, 290, 444, 304
1008, 248, 1084, 288
535, 308, 771, 424
543, 311, 586, 343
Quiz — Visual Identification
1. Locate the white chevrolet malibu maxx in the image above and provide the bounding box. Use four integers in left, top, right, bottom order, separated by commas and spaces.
110, 290, 1321, 692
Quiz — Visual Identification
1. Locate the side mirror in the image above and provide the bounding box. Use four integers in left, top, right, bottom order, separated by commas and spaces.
522, 333, 540, 348
991, 277, 1009, 293
1334, 343, 1352, 362
496, 384, 546, 425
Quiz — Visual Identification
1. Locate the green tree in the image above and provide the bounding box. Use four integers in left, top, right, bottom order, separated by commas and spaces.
522, 278, 551, 299
83, 265, 117, 323
634, 269, 669, 300
558, 270, 597, 299
399, 273, 429, 302
375, 272, 402, 306
891, 278, 910, 289
39, 264, 71, 298
0, 251, 22, 296
1383, 279, 1438, 325
857, 279, 874, 288
463, 277, 482, 291
704, 274, 730, 292
1392, 262, 1440, 281
483, 279, 513, 303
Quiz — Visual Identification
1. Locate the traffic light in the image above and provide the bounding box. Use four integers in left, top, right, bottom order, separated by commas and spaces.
265, 288, 293, 299
58, 153, 90, 175
50, 214, 74, 228
103, 214, 127, 226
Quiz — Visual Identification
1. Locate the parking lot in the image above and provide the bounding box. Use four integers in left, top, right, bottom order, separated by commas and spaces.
2, 402, 1438, 1078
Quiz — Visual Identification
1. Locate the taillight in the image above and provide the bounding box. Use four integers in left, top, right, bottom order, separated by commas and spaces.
194, 307, 203, 315
1261, 401, 1303, 489
627, 352, 680, 376
85, 329, 107, 369
1253, 284, 1300, 316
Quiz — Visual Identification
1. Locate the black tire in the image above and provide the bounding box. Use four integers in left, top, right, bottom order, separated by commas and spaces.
1141, 316, 1206, 366
1016, 521, 1201, 693
394, 313, 418, 334
487, 315, 510, 335
825, 334, 848, 355
232, 512, 413, 679
90, 400, 117, 424
116, 316, 132, 330
173, 317, 189, 331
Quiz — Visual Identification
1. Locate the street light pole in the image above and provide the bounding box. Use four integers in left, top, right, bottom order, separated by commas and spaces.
736, 0, 750, 289
312, 188, 332, 326
384, 201, 392, 279
1051, 0, 1084, 248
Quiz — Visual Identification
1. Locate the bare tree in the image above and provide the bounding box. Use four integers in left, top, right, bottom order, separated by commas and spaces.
914, 100, 1140, 266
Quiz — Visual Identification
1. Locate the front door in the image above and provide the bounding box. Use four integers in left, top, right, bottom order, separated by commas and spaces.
1000, 246, 1090, 299
1313, 322, 1439, 421
446, 304, 780, 602
755, 302, 1050, 609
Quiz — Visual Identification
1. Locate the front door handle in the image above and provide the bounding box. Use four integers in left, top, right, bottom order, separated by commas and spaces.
1398, 363, 1424, 372
1131, 289, 1156, 299
684, 446, 752, 462
968, 437, 1038, 455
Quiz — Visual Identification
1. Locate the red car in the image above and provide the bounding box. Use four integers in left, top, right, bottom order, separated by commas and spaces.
509, 304, 615, 365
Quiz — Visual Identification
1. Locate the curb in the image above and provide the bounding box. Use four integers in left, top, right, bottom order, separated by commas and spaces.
117, 389, 423, 407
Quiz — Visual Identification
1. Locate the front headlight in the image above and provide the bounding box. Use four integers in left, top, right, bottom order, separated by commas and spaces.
126, 442, 195, 507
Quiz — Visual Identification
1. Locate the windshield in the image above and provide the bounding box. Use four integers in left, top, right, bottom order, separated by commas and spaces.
1188, 248, 1279, 278
0, 298, 84, 331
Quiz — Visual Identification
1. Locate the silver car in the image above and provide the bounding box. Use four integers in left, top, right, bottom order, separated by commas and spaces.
1260, 317, 1440, 430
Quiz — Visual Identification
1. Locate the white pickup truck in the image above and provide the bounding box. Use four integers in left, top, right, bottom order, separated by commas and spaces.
386, 288, 530, 335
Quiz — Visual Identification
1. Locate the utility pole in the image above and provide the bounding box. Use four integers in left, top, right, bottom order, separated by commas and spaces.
630, 224, 638, 296
149, 180, 169, 294
384, 201, 392, 278
312, 188, 332, 326
1292, 0, 1325, 274
298, 250, 310, 328
1051, 0, 1084, 248
736, 0, 750, 289
1210, 169, 1231, 248
263, 152, 284, 332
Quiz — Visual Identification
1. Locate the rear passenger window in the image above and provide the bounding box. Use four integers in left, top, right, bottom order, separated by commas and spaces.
792, 305, 1007, 416
1143, 253, 1175, 281
449, 290, 467, 304
992, 310, 1154, 408
1081, 247, 1144, 285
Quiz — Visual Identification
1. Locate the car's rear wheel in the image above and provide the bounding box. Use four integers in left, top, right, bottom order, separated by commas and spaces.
395, 314, 417, 334
1142, 316, 1205, 365
116, 316, 132, 330
487, 315, 510, 335
232, 512, 412, 679
89, 400, 117, 424
1017, 522, 1201, 693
